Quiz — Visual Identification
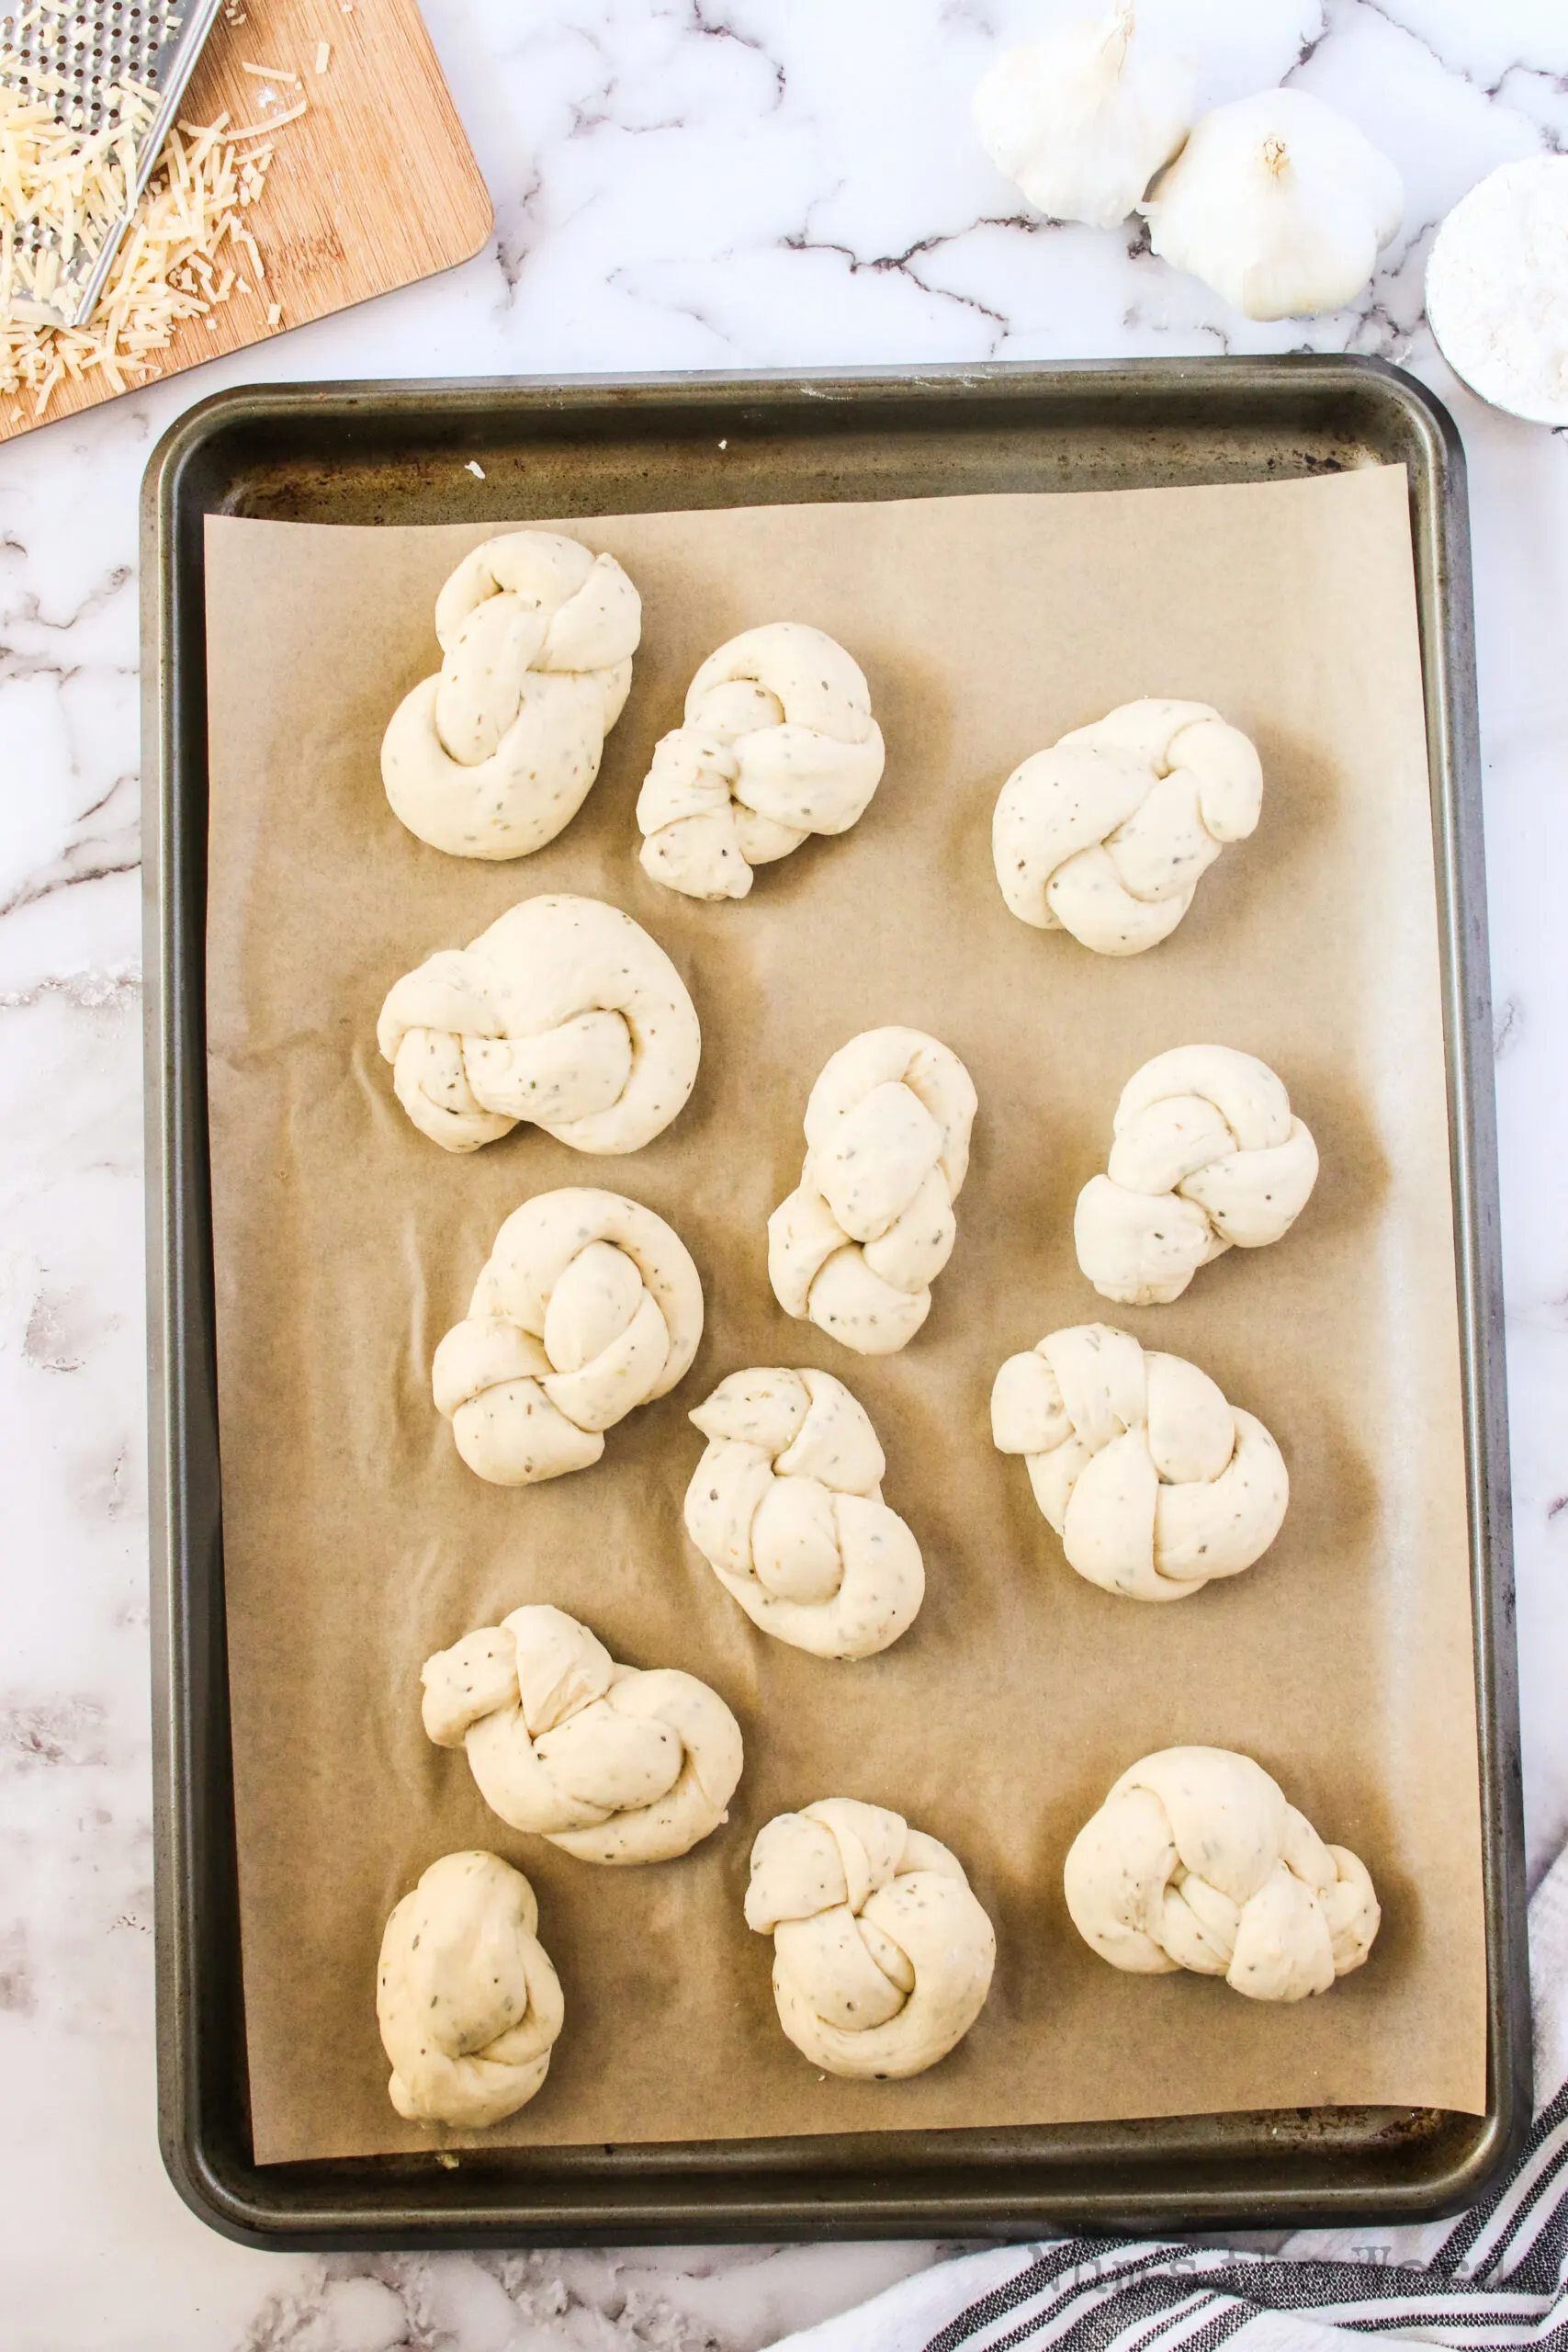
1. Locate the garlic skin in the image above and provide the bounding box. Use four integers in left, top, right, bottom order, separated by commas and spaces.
1142, 88, 1404, 322
973, 3, 1195, 232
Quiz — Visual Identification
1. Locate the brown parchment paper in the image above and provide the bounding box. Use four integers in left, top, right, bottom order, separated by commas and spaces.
204, 467, 1486, 2167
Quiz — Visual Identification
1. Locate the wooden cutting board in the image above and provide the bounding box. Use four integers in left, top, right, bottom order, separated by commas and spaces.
2, 0, 492, 441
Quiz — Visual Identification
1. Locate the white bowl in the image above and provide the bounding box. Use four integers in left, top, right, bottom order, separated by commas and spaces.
1426, 153, 1568, 427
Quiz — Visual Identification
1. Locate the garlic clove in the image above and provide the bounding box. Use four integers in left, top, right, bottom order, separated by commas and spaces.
973, 2, 1195, 233
1141, 87, 1404, 322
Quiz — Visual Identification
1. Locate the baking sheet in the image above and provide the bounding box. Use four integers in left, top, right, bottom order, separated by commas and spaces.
203, 467, 1485, 2167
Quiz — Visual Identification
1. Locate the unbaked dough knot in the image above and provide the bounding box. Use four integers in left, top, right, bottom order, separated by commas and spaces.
1065, 1747, 1381, 2001
433, 1187, 705, 1486
684, 1367, 925, 1657
637, 623, 886, 899
377, 893, 701, 1155
382, 530, 641, 860
421, 1604, 743, 1864
768, 1027, 977, 1355
991, 1322, 1288, 1600
1074, 1043, 1318, 1306
993, 698, 1262, 956
377, 1850, 564, 2125
744, 1798, 996, 2078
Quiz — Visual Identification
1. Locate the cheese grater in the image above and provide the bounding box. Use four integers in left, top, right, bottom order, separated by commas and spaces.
1, 0, 227, 327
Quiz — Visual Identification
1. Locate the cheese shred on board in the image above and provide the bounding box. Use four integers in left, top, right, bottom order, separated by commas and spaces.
0, 66, 299, 420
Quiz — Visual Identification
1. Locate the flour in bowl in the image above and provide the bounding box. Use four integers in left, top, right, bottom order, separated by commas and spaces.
1427, 154, 1568, 426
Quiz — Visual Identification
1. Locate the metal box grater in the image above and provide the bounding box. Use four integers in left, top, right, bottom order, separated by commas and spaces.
1, 0, 226, 325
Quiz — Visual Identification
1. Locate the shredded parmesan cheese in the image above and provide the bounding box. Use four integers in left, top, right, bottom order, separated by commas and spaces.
1, 65, 293, 423
230, 98, 308, 139
241, 62, 302, 85
315, 42, 330, 75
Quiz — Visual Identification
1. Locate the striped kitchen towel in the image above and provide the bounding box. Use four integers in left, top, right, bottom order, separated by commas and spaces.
772, 1837, 1568, 2352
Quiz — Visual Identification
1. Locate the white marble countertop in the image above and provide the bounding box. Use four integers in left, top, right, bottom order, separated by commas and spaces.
4, 3, 1567, 2346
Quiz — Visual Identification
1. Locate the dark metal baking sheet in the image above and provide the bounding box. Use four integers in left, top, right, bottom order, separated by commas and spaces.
141, 357, 1529, 2248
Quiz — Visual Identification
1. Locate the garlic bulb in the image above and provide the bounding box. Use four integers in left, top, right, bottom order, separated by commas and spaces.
973, 3, 1195, 232
1142, 88, 1404, 322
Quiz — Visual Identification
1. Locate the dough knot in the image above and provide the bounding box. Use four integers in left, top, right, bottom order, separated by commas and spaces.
377, 893, 701, 1155
637, 623, 886, 899
1065, 1747, 1381, 2001
377, 1850, 564, 2125
421, 1604, 743, 1864
768, 1026, 977, 1354
993, 698, 1262, 956
434, 1187, 704, 1486
1074, 1043, 1318, 1305
684, 1367, 925, 1657
745, 1799, 996, 2078
991, 1322, 1288, 1600
382, 530, 641, 860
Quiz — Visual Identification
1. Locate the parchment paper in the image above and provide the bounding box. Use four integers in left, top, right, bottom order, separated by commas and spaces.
204, 466, 1486, 2167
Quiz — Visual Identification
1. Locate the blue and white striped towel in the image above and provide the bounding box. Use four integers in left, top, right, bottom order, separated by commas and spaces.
773, 1839, 1568, 2352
